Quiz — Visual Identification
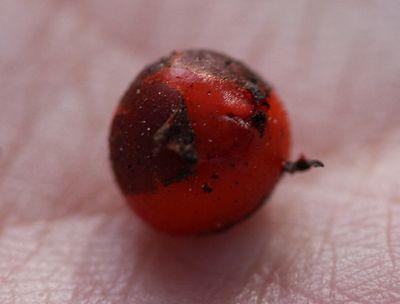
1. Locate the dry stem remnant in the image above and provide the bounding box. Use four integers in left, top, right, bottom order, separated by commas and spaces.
283, 156, 324, 173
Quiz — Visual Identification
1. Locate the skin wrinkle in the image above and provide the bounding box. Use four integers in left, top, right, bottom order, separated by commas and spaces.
69, 217, 145, 303
386, 204, 396, 268
257, 140, 397, 303
120, 238, 154, 303
349, 271, 399, 300
328, 241, 337, 300
292, 246, 327, 303
336, 244, 392, 288
330, 253, 384, 303
340, 260, 384, 285
285, 284, 322, 304
333, 286, 364, 304
337, 215, 382, 247
341, 267, 395, 301
315, 205, 337, 262
158, 229, 260, 303
237, 197, 323, 302
70, 272, 109, 303
0, 225, 59, 304
258, 235, 314, 302
232, 236, 269, 303
360, 278, 400, 302
68, 221, 116, 303
247, 219, 310, 301
1, 223, 51, 283
40, 268, 68, 304
311, 147, 385, 300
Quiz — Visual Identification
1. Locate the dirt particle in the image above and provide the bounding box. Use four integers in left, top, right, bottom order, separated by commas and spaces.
202, 183, 213, 193
250, 111, 266, 137
211, 173, 219, 179
260, 101, 270, 108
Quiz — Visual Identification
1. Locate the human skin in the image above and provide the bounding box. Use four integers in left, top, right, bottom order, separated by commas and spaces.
0, 0, 399, 303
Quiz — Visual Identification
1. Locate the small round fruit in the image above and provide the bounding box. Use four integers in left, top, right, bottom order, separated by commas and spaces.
110, 49, 290, 235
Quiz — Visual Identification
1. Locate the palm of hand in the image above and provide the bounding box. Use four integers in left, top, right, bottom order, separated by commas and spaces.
1, 1, 399, 303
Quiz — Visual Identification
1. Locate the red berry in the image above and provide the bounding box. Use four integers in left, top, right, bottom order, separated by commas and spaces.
110, 49, 291, 235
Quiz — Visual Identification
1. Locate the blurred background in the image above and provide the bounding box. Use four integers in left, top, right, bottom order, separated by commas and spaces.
2, 0, 399, 157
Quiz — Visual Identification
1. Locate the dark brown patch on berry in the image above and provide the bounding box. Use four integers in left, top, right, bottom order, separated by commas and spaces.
135, 55, 173, 81
202, 183, 213, 193
110, 81, 198, 194
177, 49, 271, 107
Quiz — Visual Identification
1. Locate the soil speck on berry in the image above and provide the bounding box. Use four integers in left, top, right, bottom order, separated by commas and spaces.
202, 183, 213, 193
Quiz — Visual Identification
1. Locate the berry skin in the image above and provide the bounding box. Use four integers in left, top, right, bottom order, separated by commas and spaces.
110, 49, 291, 236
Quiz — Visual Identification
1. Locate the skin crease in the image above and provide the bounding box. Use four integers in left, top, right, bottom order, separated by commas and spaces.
0, 0, 399, 303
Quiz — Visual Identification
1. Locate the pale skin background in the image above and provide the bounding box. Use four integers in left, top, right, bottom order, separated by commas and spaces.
1, 0, 400, 303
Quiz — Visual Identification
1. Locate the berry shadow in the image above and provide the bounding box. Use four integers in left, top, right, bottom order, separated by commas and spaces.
122, 203, 286, 303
